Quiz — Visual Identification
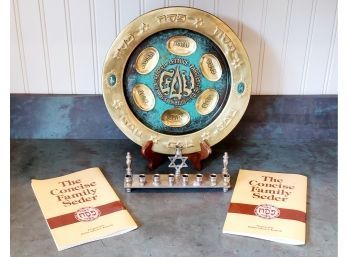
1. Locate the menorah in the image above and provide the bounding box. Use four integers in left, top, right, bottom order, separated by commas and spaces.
124, 147, 231, 192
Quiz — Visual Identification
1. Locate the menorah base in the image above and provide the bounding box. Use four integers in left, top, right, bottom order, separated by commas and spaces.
124, 173, 231, 193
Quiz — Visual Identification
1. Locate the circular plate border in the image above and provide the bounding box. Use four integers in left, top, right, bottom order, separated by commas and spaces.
102, 7, 252, 154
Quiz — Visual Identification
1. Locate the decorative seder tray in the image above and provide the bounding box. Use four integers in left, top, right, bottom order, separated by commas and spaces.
102, 7, 251, 155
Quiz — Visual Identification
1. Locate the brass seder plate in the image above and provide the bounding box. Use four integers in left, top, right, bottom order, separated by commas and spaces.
102, 7, 251, 155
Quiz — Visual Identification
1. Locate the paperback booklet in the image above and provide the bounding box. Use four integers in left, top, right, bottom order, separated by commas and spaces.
31, 167, 138, 251
223, 169, 307, 245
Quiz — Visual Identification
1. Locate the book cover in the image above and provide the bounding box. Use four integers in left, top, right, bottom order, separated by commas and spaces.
223, 169, 307, 245
31, 167, 138, 251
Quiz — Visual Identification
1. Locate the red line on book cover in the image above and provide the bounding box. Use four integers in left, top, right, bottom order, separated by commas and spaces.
47, 201, 125, 229
228, 203, 306, 223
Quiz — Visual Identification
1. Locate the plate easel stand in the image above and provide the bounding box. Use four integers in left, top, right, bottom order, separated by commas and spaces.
141, 140, 212, 170
124, 142, 231, 192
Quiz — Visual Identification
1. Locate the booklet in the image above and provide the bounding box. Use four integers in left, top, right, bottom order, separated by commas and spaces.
31, 167, 138, 251
223, 169, 307, 245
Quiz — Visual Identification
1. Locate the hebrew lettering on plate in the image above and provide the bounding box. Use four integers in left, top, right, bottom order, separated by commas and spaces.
157, 14, 187, 24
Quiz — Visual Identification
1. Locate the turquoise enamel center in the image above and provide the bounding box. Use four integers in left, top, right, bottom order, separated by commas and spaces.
124, 29, 231, 135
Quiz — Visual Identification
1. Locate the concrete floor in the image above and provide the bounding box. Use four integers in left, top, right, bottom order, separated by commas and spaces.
10, 138, 337, 257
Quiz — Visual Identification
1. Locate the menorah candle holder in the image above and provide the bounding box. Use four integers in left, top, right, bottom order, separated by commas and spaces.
124, 147, 231, 192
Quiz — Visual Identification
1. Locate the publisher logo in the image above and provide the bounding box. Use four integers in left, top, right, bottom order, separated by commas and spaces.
74, 207, 101, 222
254, 204, 280, 219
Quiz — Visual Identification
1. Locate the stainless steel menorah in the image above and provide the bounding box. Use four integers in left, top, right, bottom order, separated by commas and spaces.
124, 148, 231, 192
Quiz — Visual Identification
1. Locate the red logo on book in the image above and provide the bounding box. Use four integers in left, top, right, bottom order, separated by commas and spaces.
74, 207, 101, 222
254, 204, 280, 219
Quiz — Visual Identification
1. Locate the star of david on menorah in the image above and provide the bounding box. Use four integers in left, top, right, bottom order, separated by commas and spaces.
168, 147, 188, 176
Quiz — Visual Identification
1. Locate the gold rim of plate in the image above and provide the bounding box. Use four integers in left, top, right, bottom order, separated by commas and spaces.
102, 7, 252, 155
